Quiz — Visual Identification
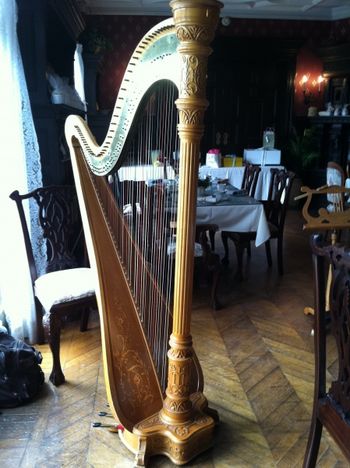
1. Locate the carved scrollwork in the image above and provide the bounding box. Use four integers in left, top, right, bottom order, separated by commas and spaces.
174, 425, 189, 437
180, 55, 206, 96
170, 383, 189, 396
110, 295, 156, 415
164, 398, 192, 413
176, 25, 211, 43
168, 347, 192, 359
178, 108, 204, 125
328, 254, 350, 415
151, 437, 186, 459
136, 413, 161, 430
169, 363, 187, 376
195, 415, 211, 425
165, 415, 209, 437
301, 185, 350, 231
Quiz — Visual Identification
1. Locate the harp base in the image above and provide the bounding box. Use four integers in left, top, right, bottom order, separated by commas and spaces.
120, 392, 217, 467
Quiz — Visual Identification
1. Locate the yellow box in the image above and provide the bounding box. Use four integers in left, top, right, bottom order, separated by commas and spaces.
223, 157, 234, 167
234, 157, 243, 167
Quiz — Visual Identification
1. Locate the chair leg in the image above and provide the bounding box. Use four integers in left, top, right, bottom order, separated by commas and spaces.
209, 255, 222, 310
211, 270, 221, 310
234, 241, 244, 281
247, 242, 252, 258
265, 240, 272, 267
80, 307, 90, 332
35, 299, 45, 345
209, 229, 216, 251
43, 310, 65, 386
303, 417, 323, 468
277, 236, 284, 275
221, 232, 230, 266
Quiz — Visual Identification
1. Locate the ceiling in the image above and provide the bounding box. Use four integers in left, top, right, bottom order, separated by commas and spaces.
79, 0, 350, 21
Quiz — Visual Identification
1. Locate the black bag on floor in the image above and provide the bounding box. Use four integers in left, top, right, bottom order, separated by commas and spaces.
0, 330, 45, 408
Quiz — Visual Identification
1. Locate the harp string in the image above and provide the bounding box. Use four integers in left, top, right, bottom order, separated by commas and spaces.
96, 80, 179, 390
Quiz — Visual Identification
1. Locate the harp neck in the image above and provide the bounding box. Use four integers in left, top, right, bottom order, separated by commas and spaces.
66, 18, 180, 175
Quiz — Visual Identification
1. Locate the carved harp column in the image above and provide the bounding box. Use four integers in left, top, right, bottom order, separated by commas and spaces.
164, 0, 220, 418
133, 0, 222, 465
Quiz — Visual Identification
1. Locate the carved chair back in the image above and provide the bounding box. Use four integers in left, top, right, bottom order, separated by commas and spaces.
241, 164, 261, 198
304, 236, 350, 466
326, 161, 345, 211
10, 186, 95, 388
10, 186, 84, 283
265, 169, 295, 232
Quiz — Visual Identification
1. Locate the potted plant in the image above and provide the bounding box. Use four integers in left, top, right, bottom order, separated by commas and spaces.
283, 126, 321, 205
79, 27, 113, 55
285, 127, 320, 179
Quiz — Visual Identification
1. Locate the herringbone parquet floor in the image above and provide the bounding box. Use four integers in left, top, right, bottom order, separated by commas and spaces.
0, 210, 348, 467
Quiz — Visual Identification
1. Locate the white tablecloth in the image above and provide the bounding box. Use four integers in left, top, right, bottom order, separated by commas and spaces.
196, 199, 270, 247
118, 165, 175, 181
199, 165, 284, 200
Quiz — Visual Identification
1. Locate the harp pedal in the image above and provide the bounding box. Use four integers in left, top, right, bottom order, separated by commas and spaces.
98, 411, 113, 417
92, 421, 125, 434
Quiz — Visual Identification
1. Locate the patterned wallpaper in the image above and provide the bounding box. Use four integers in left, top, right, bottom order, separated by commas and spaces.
85, 15, 165, 110
218, 18, 330, 41
86, 15, 350, 111
331, 17, 350, 43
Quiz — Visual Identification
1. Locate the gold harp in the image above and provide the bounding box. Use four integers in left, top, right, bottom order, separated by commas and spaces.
65, 0, 222, 465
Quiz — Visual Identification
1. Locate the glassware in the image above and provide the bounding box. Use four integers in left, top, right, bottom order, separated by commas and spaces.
263, 128, 275, 149
211, 178, 218, 193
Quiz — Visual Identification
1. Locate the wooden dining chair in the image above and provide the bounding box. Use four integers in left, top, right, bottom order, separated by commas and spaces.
241, 164, 261, 197
263, 169, 295, 275
304, 235, 350, 467
168, 222, 222, 310
326, 161, 345, 212
220, 163, 261, 273
221, 169, 295, 279
129, 180, 222, 310
10, 186, 96, 386
208, 164, 261, 252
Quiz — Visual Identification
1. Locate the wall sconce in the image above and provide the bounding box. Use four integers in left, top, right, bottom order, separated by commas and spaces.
298, 73, 325, 106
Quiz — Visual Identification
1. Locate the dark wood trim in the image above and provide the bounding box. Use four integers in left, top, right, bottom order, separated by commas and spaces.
317, 43, 350, 77
48, 0, 85, 40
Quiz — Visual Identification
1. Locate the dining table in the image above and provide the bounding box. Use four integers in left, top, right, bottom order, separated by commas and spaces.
198, 165, 284, 201
116, 166, 270, 247
117, 164, 281, 203
196, 187, 270, 247
118, 164, 176, 182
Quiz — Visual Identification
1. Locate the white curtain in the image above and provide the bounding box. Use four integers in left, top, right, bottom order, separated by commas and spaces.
0, 0, 43, 342
74, 43, 87, 113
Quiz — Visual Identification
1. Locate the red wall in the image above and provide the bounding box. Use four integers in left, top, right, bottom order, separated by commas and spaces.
86, 15, 350, 112
294, 46, 325, 116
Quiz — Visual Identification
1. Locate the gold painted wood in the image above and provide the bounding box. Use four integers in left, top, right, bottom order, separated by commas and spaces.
162, 0, 222, 412
129, 2, 222, 465
300, 185, 350, 316
68, 143, 164, 431
300, 185, 350, 231
126, 1, 223, 463
65, 0, 222, 465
